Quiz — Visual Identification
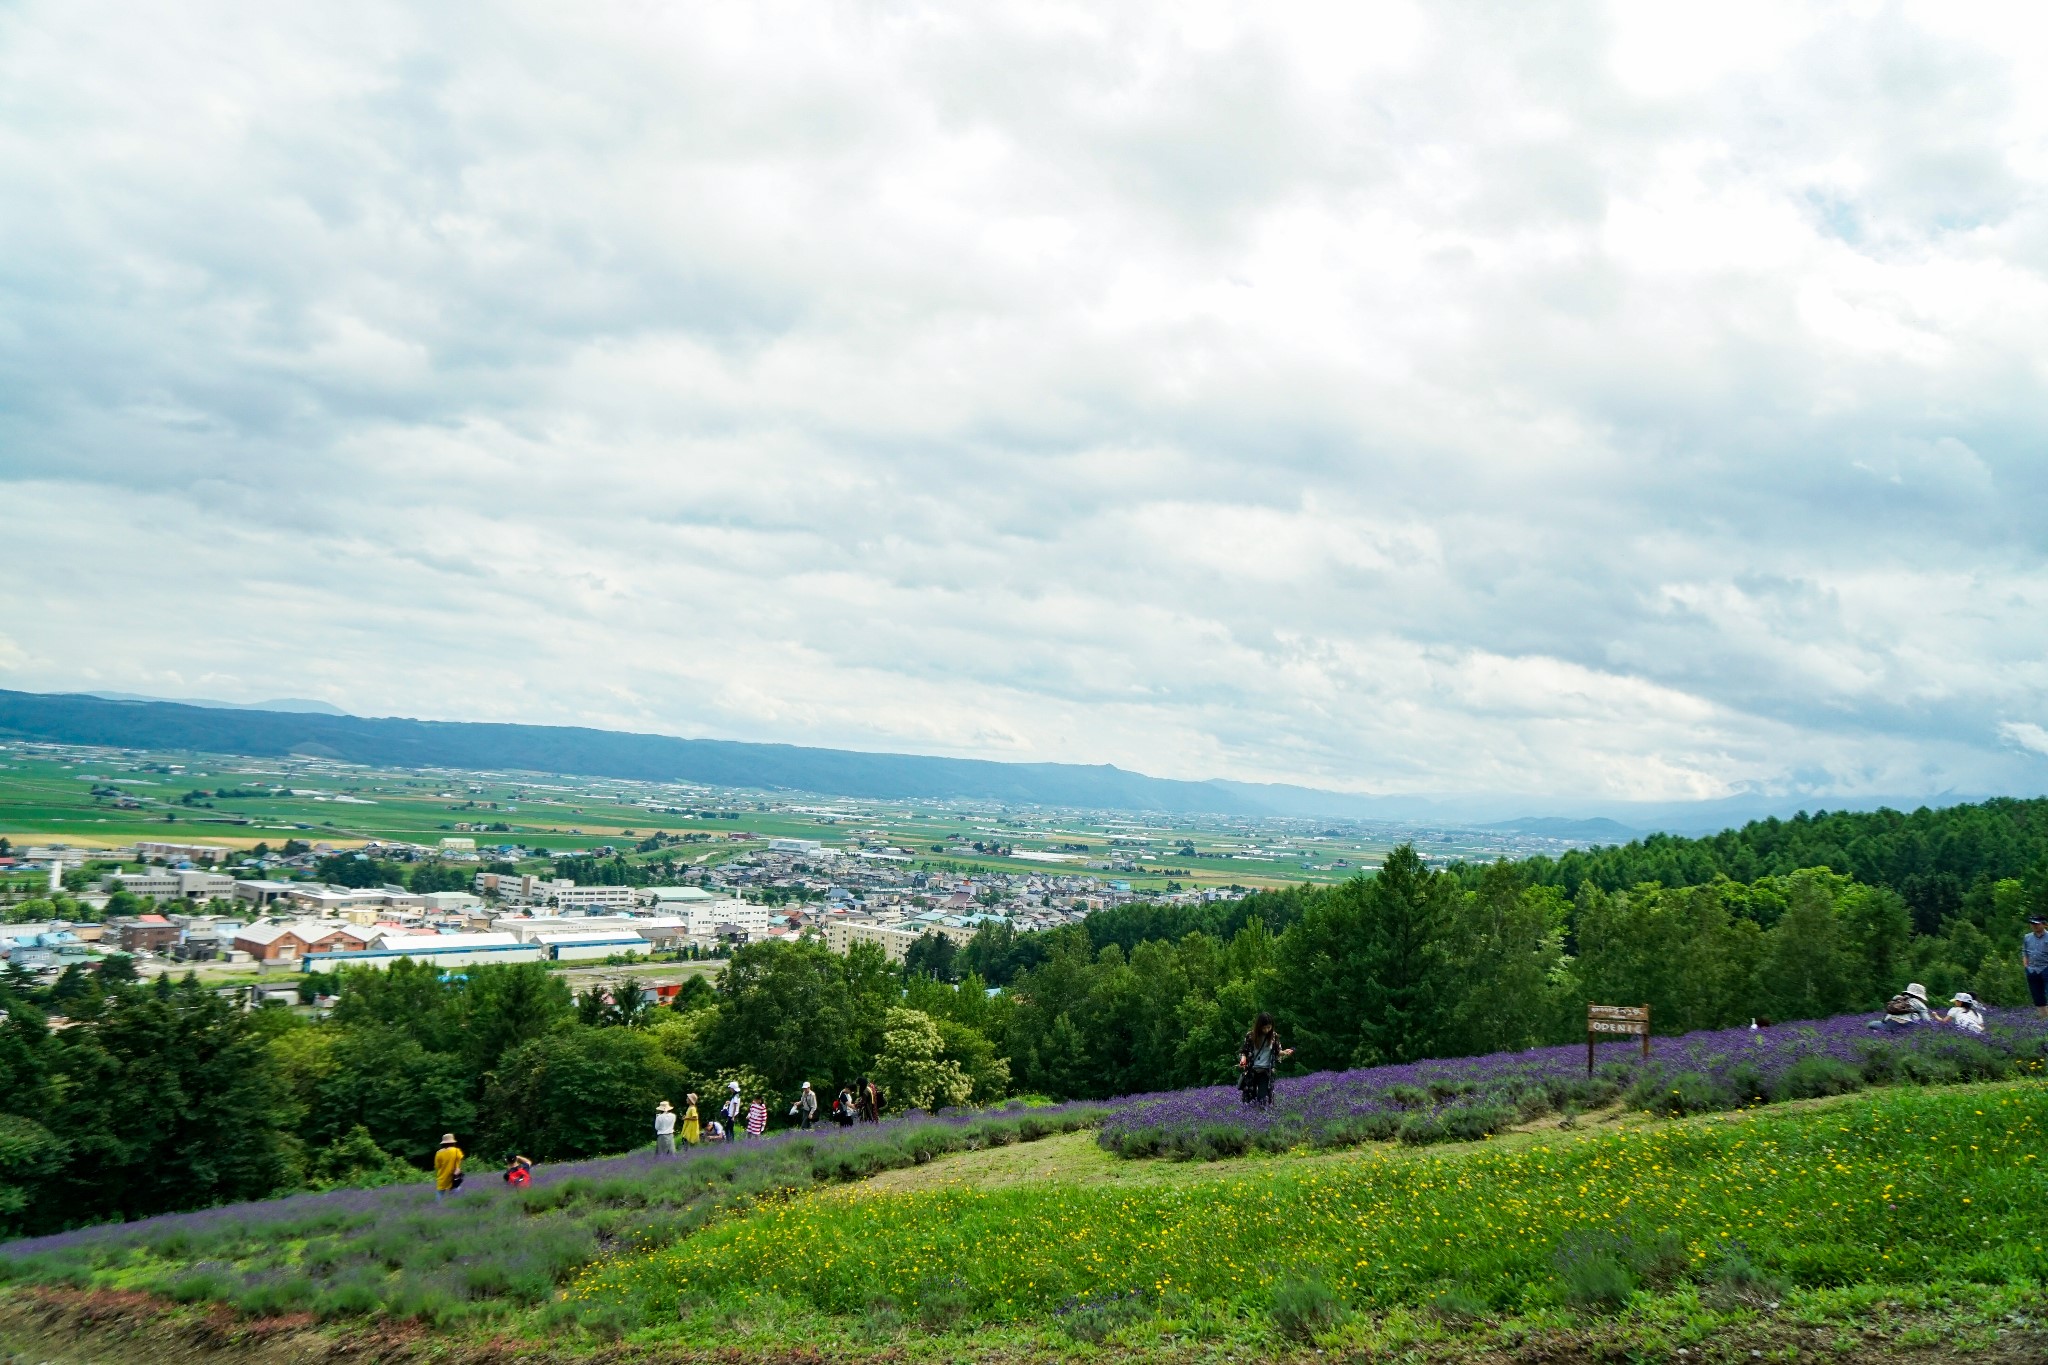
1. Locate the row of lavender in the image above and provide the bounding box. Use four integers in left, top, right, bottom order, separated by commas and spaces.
0, 1099, 1106, 1299
1096, 1011, 2048, 1159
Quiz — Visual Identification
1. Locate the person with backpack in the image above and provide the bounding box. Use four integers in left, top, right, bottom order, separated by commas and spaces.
858, 1077, 882, 1123
501, 1154, 534, 1188
1236, 1012, 1292, 1109
1870, 982, 1934, 1030
834, 1084, 857, 1127
433, 1133, 465, 1203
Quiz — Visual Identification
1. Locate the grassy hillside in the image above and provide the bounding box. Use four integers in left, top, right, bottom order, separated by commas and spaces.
4, 1080, 2047, 1361
579, 1084, 2045, 1328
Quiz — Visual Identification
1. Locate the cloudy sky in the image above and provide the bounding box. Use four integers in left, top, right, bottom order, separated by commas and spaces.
4, 0, 2047, 802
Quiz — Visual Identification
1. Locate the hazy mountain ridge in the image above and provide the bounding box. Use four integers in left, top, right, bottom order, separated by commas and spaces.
0, 688, 1984, 833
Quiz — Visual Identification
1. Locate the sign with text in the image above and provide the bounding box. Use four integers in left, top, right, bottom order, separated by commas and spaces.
1586, 1002, 1650, 1073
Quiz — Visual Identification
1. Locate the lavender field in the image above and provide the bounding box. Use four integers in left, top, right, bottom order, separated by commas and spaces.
0, 1102, 1105, 1326
1098, 1010, 2048, 1159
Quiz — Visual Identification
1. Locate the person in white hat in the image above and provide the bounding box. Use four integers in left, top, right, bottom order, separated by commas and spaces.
791, 1080, 819, 1130
1938, 991, 1986, 1035
654, 1100, 677, 1156
721, 1081, 744, 1138
1876, 982, 1934, 1030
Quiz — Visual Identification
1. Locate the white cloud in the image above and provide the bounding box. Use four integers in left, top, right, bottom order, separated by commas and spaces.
2, 0, 2047, 802
2001, 722, 2048, 758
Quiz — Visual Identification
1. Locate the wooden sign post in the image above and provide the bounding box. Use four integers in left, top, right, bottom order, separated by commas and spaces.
1586, 1003, 1650, 1075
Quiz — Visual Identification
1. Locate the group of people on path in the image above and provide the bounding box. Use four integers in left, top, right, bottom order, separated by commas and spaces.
650, 1077, 886, 1153
427, 1075, 891, 1201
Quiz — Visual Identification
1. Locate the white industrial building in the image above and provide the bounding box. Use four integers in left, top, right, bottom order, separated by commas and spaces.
535, 931, 647, 962
471, 872, 634, 912
301, 932, 545, 972
103, 870, 237, 902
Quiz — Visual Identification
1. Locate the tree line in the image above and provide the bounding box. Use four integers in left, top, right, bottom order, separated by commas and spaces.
5, 792, 2048, 1235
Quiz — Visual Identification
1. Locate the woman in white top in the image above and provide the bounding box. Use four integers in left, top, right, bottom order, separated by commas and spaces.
1939, 991, 1986, 1034
654, 1100, 677, 1155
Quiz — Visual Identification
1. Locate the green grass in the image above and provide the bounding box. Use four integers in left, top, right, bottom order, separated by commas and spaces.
3, 1085, 2045, 1359
577, 1082, 2048, 1329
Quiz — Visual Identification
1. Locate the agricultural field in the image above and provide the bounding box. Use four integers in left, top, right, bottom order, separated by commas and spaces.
5, 1016, 2047, 1363
0, 740, 1576, 893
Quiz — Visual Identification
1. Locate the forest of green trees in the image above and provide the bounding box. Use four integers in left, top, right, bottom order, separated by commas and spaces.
4, 797, 2047, 1236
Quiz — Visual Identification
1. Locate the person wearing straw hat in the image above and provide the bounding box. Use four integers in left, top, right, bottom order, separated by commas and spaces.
1938, 991, 1987, 1035
432, 1133, 464, 1202
654, 1100, 677, 1156
2024, 917, 2048, 1018
682, 1092, 701, 1146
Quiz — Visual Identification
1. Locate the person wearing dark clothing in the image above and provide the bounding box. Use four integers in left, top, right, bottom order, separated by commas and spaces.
2025, 918, 2048, 1017
1236, 1012, 1292, 1109
858, 1077, 882, 1123
834, 1085, 858, 1127
502, 1154, 534, 1188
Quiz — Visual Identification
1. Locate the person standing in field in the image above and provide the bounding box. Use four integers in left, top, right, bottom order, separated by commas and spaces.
1236, 1012, 1293, 1110
721, 1081, 744, 1137
682, 1092, 701, 1146
2026, 917, 2048, 1018
654, 1100, 677, 1156
858, 1076, 881, 1123
794, 1081, 819, 1130
433, 1133, 464, 1203
746, 1095, 768, 1139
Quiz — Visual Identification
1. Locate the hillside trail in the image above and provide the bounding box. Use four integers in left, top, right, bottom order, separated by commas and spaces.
857, 1081, 1996, 1196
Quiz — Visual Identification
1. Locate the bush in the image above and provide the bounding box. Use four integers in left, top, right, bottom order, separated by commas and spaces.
1325, 1111, 1401, 1143
1397, 1111, 1446, 1145
859, 1295, 904, 1340
1708, 1243, 1790, 1305
1776, 1057, 1863, 1101
1632, 1070, 1728, 1117
1270, 1273, 1346, 1341
1554, 1234, 1634, 1313
313, 1276, 382, 1318
916, 1275, 978, 1330
231, 1273, 316, 1316
1426, 1282, 1489, 1323
1439, 1102, 1515, 1142
166, 1268, 231, 1303
1054, 1289, 1153, 1343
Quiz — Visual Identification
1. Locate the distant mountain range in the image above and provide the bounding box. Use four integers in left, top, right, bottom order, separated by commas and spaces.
0, 688, 1982, 838
85, 691, 346, 715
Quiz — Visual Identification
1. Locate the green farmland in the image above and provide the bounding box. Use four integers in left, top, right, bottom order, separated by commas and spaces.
0, 740, 1538, 892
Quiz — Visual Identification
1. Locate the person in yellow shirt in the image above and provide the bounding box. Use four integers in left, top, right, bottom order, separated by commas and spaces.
682, 1093, 701, 1146
433, 1133, 464, 1202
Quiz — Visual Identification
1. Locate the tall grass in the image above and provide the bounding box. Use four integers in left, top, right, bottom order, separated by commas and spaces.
577, 1082, 2048, 1327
